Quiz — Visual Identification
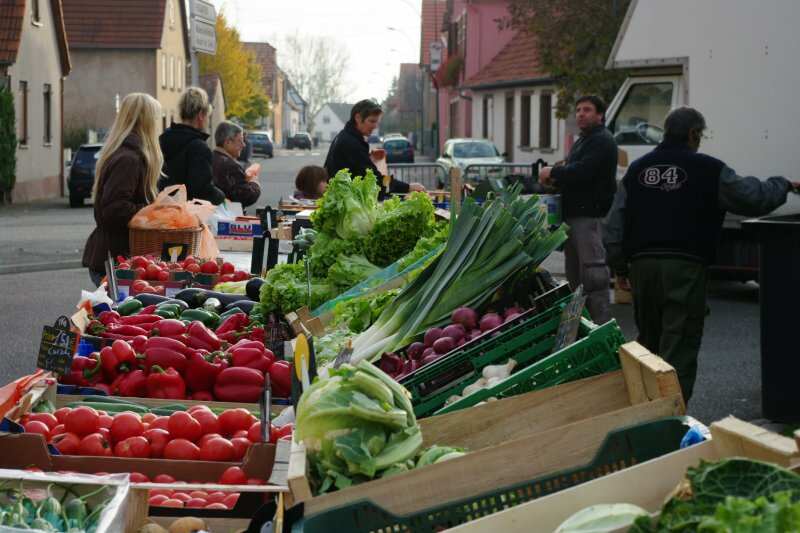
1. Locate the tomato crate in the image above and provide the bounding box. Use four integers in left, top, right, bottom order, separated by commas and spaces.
290, 417, 692, 533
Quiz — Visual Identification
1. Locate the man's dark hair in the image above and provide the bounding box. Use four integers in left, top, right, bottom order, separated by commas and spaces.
663, 106, 706, 143
350, 99, 382, 122
575, 95, 607, 115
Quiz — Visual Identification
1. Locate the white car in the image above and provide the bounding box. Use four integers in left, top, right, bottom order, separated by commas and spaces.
436, 138, 505, 174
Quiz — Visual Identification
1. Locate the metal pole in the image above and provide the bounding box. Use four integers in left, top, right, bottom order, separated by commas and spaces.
190, 7, 199, 86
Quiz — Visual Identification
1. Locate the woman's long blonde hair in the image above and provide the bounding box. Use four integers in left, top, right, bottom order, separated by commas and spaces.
93, 93, 163, 201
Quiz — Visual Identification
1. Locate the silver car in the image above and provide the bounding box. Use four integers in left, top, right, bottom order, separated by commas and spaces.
436, 138, 505, 174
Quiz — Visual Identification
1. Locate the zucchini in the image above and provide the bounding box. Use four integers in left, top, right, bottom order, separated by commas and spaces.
223, 299, 256, 314
117, 298, 143, 316
174, 288, 209, 308
157, 299, 189, 311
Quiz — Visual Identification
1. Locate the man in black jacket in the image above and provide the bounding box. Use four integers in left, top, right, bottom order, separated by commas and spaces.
325, 100, 424, 199
539, 95, 618, 325
605, 106, 798, 402
159, 87, 225, 204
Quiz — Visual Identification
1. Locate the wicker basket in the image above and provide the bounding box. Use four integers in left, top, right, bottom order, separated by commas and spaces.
129, 225, 203, 258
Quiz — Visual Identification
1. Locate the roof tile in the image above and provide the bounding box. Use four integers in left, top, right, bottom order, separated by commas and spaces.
463, 30, 549, 88
63, 0, 167, 49
0, 0, 25, 64
242, 41, 277, 96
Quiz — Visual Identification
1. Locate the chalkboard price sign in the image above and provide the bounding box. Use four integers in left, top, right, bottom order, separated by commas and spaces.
37, 316, 79, 376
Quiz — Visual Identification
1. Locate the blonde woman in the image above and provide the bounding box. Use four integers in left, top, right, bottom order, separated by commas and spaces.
159, 86, 225, 204
82, 93, 163, 287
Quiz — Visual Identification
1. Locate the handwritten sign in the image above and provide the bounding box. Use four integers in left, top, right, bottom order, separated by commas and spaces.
37, 316, 79, 375
552, 286, 586, 353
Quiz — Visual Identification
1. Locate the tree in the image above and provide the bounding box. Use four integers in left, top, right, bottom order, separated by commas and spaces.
278, 33, 350, 131
505, 0, 631, 118
240, 92, 270, 129
199, 12, 269, 119
0, 87, 16, 204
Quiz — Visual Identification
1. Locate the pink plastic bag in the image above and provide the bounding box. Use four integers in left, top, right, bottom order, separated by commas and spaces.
129, 185, 199, 230
187, 199, 219, 259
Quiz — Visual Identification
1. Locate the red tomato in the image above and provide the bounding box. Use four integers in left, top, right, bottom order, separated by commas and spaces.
189, 490, 208, 499
218, 274, 235, 283
118, 262, 131, 270
232, 429, 249, 439
186, 498, 207, 508
247, 421, 265, 443
205, 491, 227, 504
190, 409, 220, 436
200, 261, 219, 274
54, 407, 71, 424
168, 411, 202, 442
50, 432, 80, 454
187, 404, 211, 413
24, 420, 50, 438
110, 412, 144, 443
98, 427, 111, 441
198, 433, 224, 447
199, 437, 235, 461
222, 493, 240, 508
230, 437, 251, 460
65, 406, 100, 437
132, 279, 149, 291
218, 409, 256, 436
145, 263, 161, 280
171, 492, 192, 503
185, 263, 201, 274
131, 256, 149, 269
150, 416, 170, 432
28, 413, 58, 429
98, 414, 113, 430
114, 436, 151, 458
148, 488, 173, 498
275, 423, 294, 441
163, 439, 200, 460
161, 498, 184, 508
148, 494, 169, 506
183, 255, 197, 265
157, 270, 170, 282
205, 502, 228, 509
78, 433, 111, 456
129, 472, 150, 483
141, 413, 157, 424
247, 478, 265, 485
143, 428, 170, 458
50, 424, 66, 437
219, 466, 248, 485
220, 262, 235, 275
233, 270, 249, 282
152, 474, 176, 484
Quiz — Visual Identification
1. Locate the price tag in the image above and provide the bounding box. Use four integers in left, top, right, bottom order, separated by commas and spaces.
552, 286, 586, 353
37, 316, 79, 376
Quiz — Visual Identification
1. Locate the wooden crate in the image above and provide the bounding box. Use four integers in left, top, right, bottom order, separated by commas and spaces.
444, 416, 800, 532
287, 342, 686, 516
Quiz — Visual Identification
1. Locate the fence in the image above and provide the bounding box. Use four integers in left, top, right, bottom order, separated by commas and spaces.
388, 163, 449, 190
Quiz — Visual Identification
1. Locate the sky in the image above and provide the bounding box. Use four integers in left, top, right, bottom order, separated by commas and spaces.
207, 0, 423, 103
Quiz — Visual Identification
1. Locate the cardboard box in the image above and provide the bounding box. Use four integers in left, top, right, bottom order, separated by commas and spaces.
217, 217, 263, 238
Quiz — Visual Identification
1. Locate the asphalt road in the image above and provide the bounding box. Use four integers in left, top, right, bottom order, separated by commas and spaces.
0, 142, 766, 426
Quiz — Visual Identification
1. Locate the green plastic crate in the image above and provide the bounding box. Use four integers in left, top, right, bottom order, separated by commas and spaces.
292, 417, 692, 533
434, 320, 625, 415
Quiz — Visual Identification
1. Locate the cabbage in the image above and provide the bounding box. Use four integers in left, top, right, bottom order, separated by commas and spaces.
327, 254, 381, 290
364, 191, 435, 267
296, 360, 423, 493
556, 504, 648, 532
310, 169, 379, 241
307, 231, 363, 278
258, 261, 334, 315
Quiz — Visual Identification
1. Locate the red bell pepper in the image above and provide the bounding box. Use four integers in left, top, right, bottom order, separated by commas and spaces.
86, 320, 106, 336
213, 367, 265, 402
99, 340, 136, 379
61, 355, 99, 386
144, 346, 187, 373
146, 365, 186, 399
117, 369, 148, 397
185, 352, 226, 393
190, 391, 215, 402
269, 360, 292, 397
216, 313, 249, 335
218, 330, 243, 344
145, 336, 191, 354
119, 314, 163, 326
229, 344, 274, 374
131, 335, 148, 354
104, 324, 148, 337
248, 326, 266, 343
140, 304, 157, 315
150, 319, 187, 338
186, 321, 222, 351
97, 311, 120, 326
91, 383, 112, 395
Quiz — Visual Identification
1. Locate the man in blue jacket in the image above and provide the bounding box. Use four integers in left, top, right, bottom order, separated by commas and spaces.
539, 95, 618, 325
605, 106, 798, 402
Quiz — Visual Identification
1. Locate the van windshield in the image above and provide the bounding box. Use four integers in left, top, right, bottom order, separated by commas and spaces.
609, 82, 672, 145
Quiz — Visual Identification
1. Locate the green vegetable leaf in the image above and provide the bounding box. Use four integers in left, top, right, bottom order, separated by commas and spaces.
310, 169, 379, 241
364, 192, 436, 267
328, 254, 381, 290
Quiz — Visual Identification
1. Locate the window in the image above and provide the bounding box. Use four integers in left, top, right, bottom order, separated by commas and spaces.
169, 56, 175, 90
43, 84, 52, 144
453, 141, 498, 159
18, 81, 28, 145
177, 59, 183, 89
482, 96, 489, 138
31, 0, 40, 24
608, 82, 673, 145
322, 115, 330, 124
449, 101, 459, 138
520, 93, 531, 147
539, 92, 553, 149
161, 54, 167, 88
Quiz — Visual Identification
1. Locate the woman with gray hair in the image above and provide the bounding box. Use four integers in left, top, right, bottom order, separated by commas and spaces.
212, 121, 261, 208
159, 87, 225, 204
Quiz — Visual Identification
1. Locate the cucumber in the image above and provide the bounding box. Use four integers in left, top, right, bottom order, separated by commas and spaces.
74, 396, 144, 406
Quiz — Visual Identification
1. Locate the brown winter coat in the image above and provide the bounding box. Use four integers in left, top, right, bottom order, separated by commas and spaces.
212, 148, 261, 208
82, 134, 149, 272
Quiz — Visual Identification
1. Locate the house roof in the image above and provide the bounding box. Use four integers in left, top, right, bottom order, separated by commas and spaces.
320, 103, 353, 124
0, 0, 71, 75
463, 29, 550, 90
420, 0, 446, 65
199, 72, 224, 108
62, 0, 189, 58
242, 41, 277, 95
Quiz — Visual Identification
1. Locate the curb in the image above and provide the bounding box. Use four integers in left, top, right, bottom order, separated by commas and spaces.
0, 260, 83, 276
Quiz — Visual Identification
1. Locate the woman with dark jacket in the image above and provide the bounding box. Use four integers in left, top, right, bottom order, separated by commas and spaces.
212, 121, 261, 208
82, 93, 163, 286
324, 99, 425, 199
159, 87, 225, 204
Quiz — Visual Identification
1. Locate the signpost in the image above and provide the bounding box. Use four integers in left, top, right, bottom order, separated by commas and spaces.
429, 42, 443, 72
189, 0, 217, 86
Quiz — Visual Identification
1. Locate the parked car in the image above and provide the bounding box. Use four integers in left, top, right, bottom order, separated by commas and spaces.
436, 138, 504, 174
367, 134, 383, 145
288, 132, 312, 150
384, 136, 415, 164
67, 143, 103, 208
248, 131, 273, 158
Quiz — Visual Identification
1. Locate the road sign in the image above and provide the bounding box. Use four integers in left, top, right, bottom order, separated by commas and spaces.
430, 42, 444, 72
190, 0, 216, 23
191, 18, 217, 55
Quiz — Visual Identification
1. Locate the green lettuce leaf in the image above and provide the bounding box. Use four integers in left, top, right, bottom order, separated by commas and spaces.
364, 191, 435, 267
328, 254, 381, 290
310, 169, 379, 241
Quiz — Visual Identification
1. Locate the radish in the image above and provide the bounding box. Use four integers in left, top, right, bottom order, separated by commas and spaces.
479, 313, 503, 332
470, 329, 483, 340
423, 328, 444, 347
433, 337, 455, 355
504, 307, 522, 319
504, 313, 521, 323
422, 352, 442, 366
422, 347, 435, 359
455, 337, 466, 347
407, 342, 425, 361
451, 307, 478, 329
442, 324, 465, 342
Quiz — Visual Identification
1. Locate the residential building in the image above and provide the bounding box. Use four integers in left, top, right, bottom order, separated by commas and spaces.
284, 81, 307, 138
464, 30, 566, 165
313, 103, 352, 143
0, 0, 72, 202
242, 41, 278, 133
198, 73, 225, 149
419, 0, 446, 154
62, 0, 190, 136
384, 63, 422, 144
